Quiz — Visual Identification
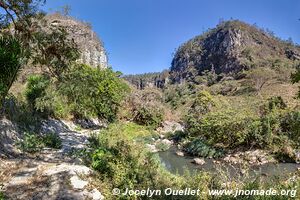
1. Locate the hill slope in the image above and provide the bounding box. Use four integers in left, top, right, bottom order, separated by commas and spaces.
170, 20, 300, 83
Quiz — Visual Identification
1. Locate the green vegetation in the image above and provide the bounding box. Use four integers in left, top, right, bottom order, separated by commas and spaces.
78, 121, 300, 200
17, 132, 62, 153
120, 88, 166, 128
33, 65, 129, 121
184, 139, 224, 158
0, 36, 23, 108
25, 75, 50, 112
1, 2, 300, 199
0, 191, 4, 200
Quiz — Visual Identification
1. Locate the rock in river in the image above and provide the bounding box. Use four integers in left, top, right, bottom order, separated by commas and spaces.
193, 158, 205, 165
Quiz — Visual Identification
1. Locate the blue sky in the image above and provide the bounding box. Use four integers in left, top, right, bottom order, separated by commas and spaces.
43, 0, 300, 75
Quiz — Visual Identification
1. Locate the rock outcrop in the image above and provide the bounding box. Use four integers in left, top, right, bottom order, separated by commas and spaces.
46, 13, 108, 69
170, 20, 300, 83
0, 119, 21, 158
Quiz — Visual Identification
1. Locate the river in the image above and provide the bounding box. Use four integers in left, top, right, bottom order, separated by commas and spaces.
158, 146, 300, 179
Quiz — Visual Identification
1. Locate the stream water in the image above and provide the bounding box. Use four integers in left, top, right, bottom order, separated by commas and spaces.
158, 146, 300, 179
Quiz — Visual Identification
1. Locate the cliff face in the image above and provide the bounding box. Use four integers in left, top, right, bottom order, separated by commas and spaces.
46, 14, 108, 69
123, 70, 170, 90
170, 20, 300, 83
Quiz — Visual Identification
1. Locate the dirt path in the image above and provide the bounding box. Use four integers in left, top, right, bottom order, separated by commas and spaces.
0, 120, 103, 200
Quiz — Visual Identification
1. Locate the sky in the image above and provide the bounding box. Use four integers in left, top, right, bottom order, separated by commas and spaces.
43, 0, 300, 75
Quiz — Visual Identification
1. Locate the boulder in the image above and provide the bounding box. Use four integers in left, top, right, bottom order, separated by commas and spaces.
161, 139, 173, 146
176, 151, 184, 157
157, 121, 184, 134
193, 158, 205, 165
146, 144, 158, 153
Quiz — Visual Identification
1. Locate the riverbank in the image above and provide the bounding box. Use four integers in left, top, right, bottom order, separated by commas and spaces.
158, 146, 300, 179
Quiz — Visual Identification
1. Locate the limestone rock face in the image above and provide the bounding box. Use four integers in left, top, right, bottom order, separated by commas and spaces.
170, 20, 300, 83
46, 14, 108, 69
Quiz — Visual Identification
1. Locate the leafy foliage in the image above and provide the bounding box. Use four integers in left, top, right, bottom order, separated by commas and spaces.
133, 105, 164, 128
35, 65, 129, 121
120, 88, 165, 128
17, 132, 43, 153
25, 74, 50, 111
184, 138, 224, 158
59, 65, 129, 121
42, 132, 62, 149
0, 36, 23, 107
17, 132, 62, 153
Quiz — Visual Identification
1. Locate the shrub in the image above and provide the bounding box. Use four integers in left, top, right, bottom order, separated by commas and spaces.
190, 90, 214, 115
260, 96, 287, 115
281, 111, 300, 145
35, 84, 72, 118
163, 83, 192, 108
133, 105, 164, 128
18, 132, 62, 153
42, 133, 62, 149
246, 67, 276, 93
91, 138, 163, 197
25, 75, 50, 111
18, 132, 43, 153
122, 88, 165, 128
36, 65, 129, 121
0, 191, 4, 200
184, 138, 224, 158
155, 141, 170, 151
60, 65, 129, 121
185, 90, 215, 136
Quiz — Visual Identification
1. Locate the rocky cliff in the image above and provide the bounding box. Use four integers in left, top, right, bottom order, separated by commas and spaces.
170, 20, 300, 83
123, 70, 170, 89
46, 14, 108, 69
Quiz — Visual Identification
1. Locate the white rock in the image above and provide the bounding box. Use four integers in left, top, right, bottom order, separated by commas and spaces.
161, 139, 173, 145
193, 158, 205, 165
146, 144, 158, 153
176, 151, 184, 156
91, 188, 104, 200
70, 176, 88, 189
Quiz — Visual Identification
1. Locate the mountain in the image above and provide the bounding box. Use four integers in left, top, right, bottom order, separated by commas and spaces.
45, 13, 108, 69
170, 20, 300, 83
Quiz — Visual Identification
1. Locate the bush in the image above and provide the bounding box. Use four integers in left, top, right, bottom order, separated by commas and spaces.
36, 65, 129, 121
0, 191, 4, 200
18, 132, 62, 153
42, 133, 62, 149
133, 105, 164, 128
90, 137, 163, 198
18, 132, 43, 153
281, 111, 300, 145
185, 90, 215, 137
184, 138, 224, 158
35, 84, 72, 118
62, 65, 129, 121
25, 75, 50, 111
122, 88, 165, 128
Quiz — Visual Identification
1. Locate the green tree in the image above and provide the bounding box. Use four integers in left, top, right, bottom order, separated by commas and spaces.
25, 74, 50, 112
0, 0, 79, 108
58, 64, 130, 121
0, 36, 22, 108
